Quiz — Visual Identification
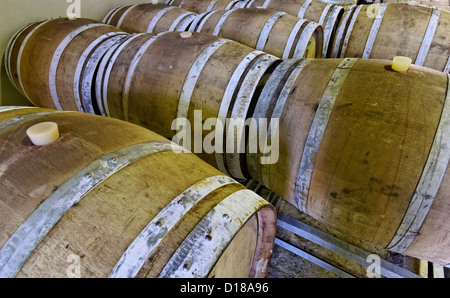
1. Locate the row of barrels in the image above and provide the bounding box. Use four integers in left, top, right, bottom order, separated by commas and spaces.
5, 12, 450, 269
101, 1, 450, 73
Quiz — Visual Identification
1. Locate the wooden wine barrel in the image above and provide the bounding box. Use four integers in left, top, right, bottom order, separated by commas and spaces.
189, 8, 324, 59
244, 0, 344, 57
96, 31, 280, 180
330, 3, 450, 74
166, 0, 247, 14
0, 106, 276, 278
247, 57, 450, 265
103, 3, 197, 33
4, 18, 127, 114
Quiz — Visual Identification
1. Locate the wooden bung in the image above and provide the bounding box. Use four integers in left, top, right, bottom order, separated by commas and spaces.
0, 107, 276, 278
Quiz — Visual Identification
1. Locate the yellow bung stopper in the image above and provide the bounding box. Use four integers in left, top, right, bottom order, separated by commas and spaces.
392, 56, 412, 72
180, 31, 193, 39
27, 122, 60, 146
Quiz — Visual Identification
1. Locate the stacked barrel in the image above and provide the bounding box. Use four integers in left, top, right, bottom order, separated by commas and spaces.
3, 0, 450, 275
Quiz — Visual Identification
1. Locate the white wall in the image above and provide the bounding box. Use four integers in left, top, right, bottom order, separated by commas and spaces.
0, 0, 160, 106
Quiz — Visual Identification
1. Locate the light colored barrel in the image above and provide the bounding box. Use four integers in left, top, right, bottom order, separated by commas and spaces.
104, 3, 198, 33
167, 0, 246, 14
96, 31, 280, 180
330, 3, 450, 74
248, 57, 450, 265
4, 18, 127, 114
244, 0, 344, 57
189, 8, 324, 59
0, 107, 276, 278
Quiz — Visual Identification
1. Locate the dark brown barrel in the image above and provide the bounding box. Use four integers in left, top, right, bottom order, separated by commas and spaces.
4, 18, 126, 114
103, 3, 198, 33
330, 3, 450, 73
0, 107, 276, 278
189, 8, 324, 59
96, 31, 280, 180
167, 0, 247, 14
248, 57, 450, 265
244, 0, 344, 57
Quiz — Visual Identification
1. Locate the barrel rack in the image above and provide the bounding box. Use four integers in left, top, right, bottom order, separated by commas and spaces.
243, 179, 448, 278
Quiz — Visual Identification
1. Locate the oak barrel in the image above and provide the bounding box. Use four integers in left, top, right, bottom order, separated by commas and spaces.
95, 31, 280, 180
330, 3, 450, 74
0, 106, 276, 278
104, 3, 198, 33
189, 8, 324, 59
244, 0, 344, 57
248, 57, 450, 265
4, 18, 127, 114
166, 0, 246, 14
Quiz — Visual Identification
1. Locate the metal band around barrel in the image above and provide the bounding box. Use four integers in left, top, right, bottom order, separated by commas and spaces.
282, 19, 307, 59
331, 5, 356, 58
79, 33, 127, 115
176, 38, 229, 119
262, 0, 271, 8
215, 50, 263, 176
49, 23, 106, 110
318, 3, 333, 25
173, 38, 230, 146
247, 59, 299, 181
445, 56, 450, 74
116, 4, 139, 28
212, 9, 236, 35
146, 6, 177, 33
297, 0, 313, 19
188, 11, 210, 31
109, 175, 238, 278
103, 5, 126, 24
196, 10, 218, 32
256, 11, 286, 51
226, 54, 279, 180
17, 20, 51, 102
295, 58, 358, 213
387, 74, 450, 253
0, 141, 183, 278
170, 12, 198, 31
322, 5, 343, 57
260, 59, 310, 187
362, 3, 387, 59
122, 32, 169, 121
5, 22, 37, 93
340, 5, 362, 58
74, 32, 126, 114
293, 22, 320, 58
415, 8, 440, 66
158, 189, 268, 278
0, 110, 71, 132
